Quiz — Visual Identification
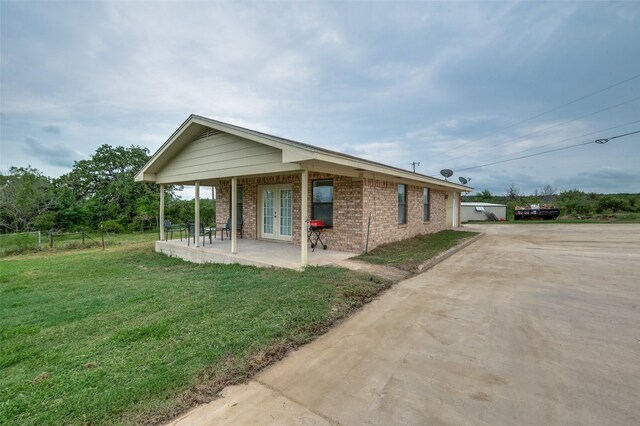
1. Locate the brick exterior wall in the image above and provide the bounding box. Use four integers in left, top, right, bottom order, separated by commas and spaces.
215, 173, 452, 253
360, 179, 448, 251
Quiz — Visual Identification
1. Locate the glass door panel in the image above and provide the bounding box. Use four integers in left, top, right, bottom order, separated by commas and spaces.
262, 188, 275, 236
279, 188, 292, 237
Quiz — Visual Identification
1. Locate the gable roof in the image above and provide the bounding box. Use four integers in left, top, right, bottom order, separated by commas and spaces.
135, 114, 472, 191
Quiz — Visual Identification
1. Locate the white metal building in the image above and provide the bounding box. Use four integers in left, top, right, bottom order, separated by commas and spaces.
461, 202, 507, 222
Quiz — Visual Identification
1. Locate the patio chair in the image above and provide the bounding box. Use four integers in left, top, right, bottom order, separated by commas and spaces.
186, 222, 213, 246
163, 220, 185, 241
216, 217, 243, 241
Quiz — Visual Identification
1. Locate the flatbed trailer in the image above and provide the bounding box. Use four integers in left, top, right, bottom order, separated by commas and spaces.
514, 205, 561, 220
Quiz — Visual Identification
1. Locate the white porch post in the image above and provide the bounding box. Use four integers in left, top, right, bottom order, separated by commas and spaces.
159, 184, 165, 241
453, 192, 459, 228
231, 177, 237, 254
195, 181, 201, 247
300, 169, 308, 267
212, 186, 216, 222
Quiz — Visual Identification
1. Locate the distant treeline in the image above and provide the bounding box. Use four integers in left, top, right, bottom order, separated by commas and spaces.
0, 145, 215, 234
463, 183, 640, 218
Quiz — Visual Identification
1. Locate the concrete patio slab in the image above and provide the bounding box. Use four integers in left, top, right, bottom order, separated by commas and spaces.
156, 238, 357, 270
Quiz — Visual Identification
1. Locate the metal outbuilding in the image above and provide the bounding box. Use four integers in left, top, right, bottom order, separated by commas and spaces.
461, 202, 507, 222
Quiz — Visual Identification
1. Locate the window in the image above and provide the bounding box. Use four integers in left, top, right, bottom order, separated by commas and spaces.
229, 186, 243, 221
423, 188, 430, 221
312, 180, 333, 227
398, 184, 407, 224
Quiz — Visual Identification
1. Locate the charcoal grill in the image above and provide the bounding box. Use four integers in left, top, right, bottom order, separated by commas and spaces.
307, 219, 327, 252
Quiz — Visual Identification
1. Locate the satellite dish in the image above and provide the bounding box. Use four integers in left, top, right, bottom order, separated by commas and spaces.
459, 177, 472, 185
440, 169, 453, 180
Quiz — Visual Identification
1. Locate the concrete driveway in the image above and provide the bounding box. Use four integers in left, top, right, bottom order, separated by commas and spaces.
170, 224, 640, 425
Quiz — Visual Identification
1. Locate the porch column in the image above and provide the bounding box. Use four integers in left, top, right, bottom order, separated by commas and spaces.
300, 169, 308, 267
231, 177, 237, 254
212, 186, 216, 223
159, 184, 165, 241
195, 181, 200, 247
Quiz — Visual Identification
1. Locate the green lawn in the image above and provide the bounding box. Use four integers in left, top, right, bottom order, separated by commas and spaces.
0, 244, 390, 425
0, 230, 159, 256
356, 230, 478, 271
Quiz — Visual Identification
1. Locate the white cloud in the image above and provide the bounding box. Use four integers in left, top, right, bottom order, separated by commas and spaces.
1, 0, 638, 195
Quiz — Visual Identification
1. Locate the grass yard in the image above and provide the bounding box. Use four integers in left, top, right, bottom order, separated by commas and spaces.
0, 244, 390, 425
356, 230, 478, 271
0, 230, 159, 257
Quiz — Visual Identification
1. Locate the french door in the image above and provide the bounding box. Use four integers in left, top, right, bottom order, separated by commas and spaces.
259, 185, 293, 241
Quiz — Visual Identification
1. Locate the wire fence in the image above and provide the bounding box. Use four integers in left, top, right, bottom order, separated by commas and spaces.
0, 227, 107, 256
0, 231, 43, 255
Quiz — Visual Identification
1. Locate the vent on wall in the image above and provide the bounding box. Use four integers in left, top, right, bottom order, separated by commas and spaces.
194, 127, 222, 141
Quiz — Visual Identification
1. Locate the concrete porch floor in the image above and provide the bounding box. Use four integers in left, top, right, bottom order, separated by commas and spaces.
156, 237, 357, 270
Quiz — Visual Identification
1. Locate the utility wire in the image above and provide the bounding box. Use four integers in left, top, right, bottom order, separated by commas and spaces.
450, 130, 640, 173
436, 118, 640, 175
429, 119, 640, 176
452, 95, 640, 159
451, 71, 640, 151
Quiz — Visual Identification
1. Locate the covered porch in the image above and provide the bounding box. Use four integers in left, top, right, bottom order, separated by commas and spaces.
136, 115, 470, 268
158, 168, 315, 267
155, 237, 356, 271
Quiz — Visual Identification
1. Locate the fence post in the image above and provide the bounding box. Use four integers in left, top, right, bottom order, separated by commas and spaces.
101, 224, 105, 250
49, 230, 54, 248
37, 230, 42, 248
82, 227, 85, 245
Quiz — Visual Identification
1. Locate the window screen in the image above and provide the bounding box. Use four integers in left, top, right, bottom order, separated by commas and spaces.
312, 180, 333, 227
398, 184, 407, 224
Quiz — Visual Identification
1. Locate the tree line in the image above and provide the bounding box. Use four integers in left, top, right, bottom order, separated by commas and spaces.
0, 145, 215, 234
464, 183, 640, 218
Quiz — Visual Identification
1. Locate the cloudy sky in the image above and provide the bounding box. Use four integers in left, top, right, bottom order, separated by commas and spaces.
1, 1, 639, 197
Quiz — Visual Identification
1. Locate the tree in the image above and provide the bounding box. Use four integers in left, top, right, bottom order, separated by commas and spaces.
540, 184, 557, 203
0, 166, 56, 232
506, 183, 520, 201
477, 189, 493, 202
56, 145, 161, 229
556, 189, 593, 215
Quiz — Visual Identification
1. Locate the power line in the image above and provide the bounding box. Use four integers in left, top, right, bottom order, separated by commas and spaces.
451, 130, 640, 173
451, 71, 640, 151
451, 95, 640, 160
439, 118, 640, 175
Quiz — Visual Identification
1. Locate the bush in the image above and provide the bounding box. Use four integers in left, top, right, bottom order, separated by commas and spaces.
563, 198, 592, 215
101, 219, 125, 233
596, 197, 626, 213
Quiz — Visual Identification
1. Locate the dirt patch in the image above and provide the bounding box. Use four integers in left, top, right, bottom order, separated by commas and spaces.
470, 391, 491, 402
32, 372, 53, 384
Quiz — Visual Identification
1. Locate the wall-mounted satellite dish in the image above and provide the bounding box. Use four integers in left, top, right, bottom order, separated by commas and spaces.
440, 169, 453, 180
459, 177, 472, 185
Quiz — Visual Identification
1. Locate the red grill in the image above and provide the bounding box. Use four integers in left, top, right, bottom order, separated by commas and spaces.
307, 220, 327, 251
308, 219, 325, 229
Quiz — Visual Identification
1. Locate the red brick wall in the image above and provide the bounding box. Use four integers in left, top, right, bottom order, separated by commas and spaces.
215, 174, 450, 253
361, 178, 448, 251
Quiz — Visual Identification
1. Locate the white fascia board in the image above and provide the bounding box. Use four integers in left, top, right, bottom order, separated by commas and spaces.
135, 116, 203, 180
135, 172, 157, 183
311, 152, 471, 192
282, 148, 316, 163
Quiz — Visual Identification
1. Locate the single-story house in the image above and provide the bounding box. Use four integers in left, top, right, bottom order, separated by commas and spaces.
135, 115, 471, 267
461, 202, 507, 222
